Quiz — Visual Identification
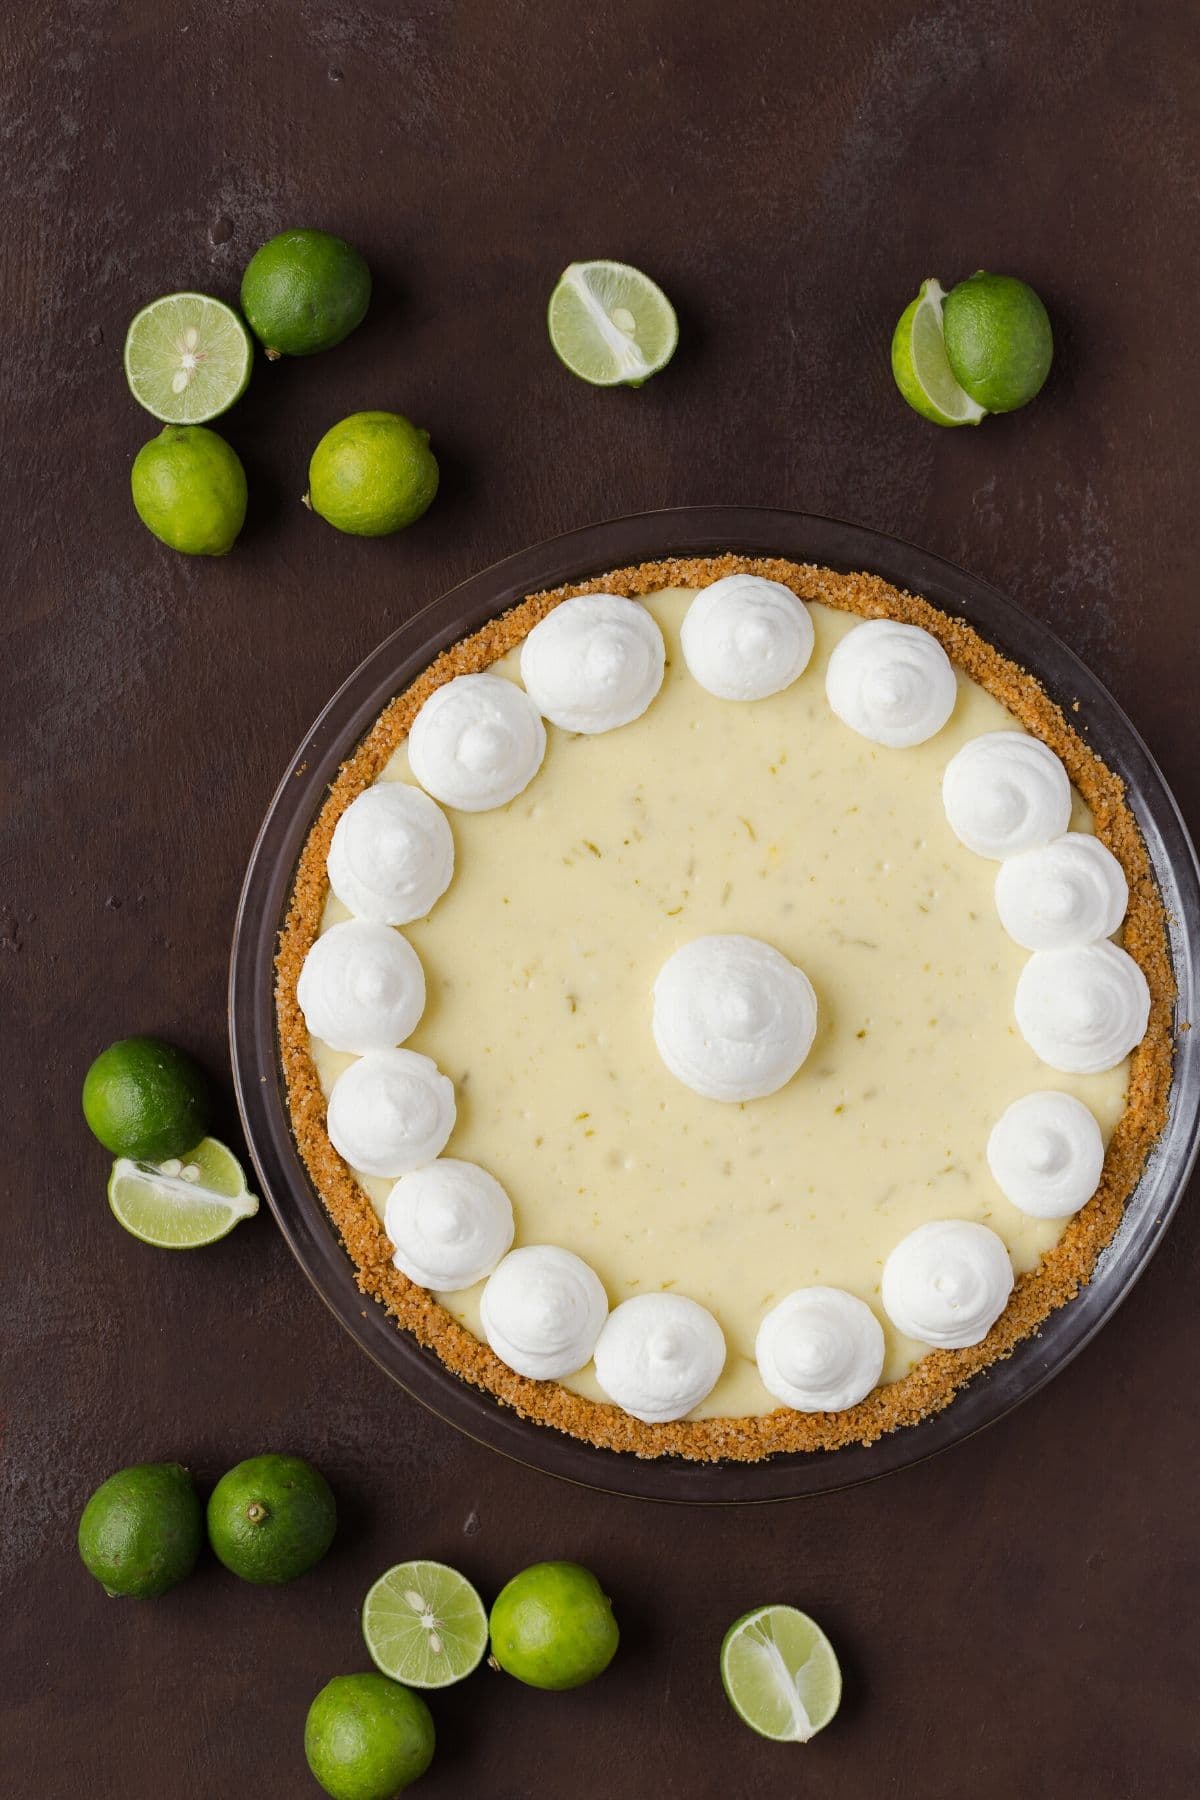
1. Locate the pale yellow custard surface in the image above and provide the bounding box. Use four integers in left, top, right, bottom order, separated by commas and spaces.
308, 589, 1128, 1419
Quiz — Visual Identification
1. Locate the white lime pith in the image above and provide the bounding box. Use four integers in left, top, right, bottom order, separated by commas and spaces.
547, 260, 678, 386
362, 1560, 489, 1689
890, 278, 987, 427
124, 293, 253, 424
720, 1605, 842, 1743
107, 1136, 259, 1248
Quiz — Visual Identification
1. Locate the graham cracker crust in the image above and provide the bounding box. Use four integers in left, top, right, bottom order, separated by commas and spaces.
274, 556, 1175, 1462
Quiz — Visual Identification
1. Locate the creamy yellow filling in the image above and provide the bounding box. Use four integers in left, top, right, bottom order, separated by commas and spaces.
310, 590, 1128, 1418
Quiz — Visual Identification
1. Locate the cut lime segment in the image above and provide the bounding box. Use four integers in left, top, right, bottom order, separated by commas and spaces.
363, 1560, 488, 1689
720, 1605, 842, 1743
890, 278, 986, 427
547, 260, 678, 387
124, 293, 253, 423
107, 1136, 259, 1248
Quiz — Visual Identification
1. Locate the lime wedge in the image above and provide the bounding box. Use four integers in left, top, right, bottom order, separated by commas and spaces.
720, 1605, 842, 1743
363, 1560, 488, 1689
547, 260, 678, 387
107, 1136, 259, 1248
124, 293, 253, 424
890, 278, 987, 427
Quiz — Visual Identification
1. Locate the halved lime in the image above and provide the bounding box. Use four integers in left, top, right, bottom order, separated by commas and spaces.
107, 1136, 259, 1248
547, 260, 678, 387
720, 1605, 842, 1743
124, 293, 253, 423
363, 1560, 488, 1689
890, 278, 986, 427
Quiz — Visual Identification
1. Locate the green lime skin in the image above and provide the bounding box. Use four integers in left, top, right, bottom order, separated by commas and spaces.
488, 1560, 619, 1690
82, 1036, 209, 1162
306, 411, 439, 537
305, 1674, 434, 1800
240, 228, 371, 358
206, 1454, 336, 1585
78, 1462, 203, 1598
130, 425, 247, 555
942, 272, 1053, 413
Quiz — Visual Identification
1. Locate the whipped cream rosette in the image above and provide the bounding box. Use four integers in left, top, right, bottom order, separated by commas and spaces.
327, 781, 454, 924
882, 1220, 1014, 1348
519, 593, 665, 732
326, 1048, 456, 1178
680, 574, 814, 701
755, 1287, 885, 1412
385, 1159, 514, 1290
408, 673, 546, 811
987, 1091, 1105, 1219
297, 920, 426, 1054
593, 1292, 726, 1423
480, 1244, 608, 1380
825, 619, 957, 747
652, 934, 817, 1102
942, 732, 1071, 859
994, 832, 1128, 950
1014, 940, 1150, 1073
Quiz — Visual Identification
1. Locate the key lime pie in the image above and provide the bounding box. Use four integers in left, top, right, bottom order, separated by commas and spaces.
277, 556, 1173, 1461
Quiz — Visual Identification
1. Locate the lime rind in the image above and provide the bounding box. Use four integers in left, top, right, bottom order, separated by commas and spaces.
548, 260, 678, 387
891, 278, 987, 427
124, 292, 253, 424
363, 1560, 488, 1689
720, 1605, 842, 1743
107, 1137, 259, 1249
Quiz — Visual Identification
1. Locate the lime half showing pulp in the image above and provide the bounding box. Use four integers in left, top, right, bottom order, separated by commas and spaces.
890, 278, 986, 427
547, 260, 678, 386
107, 1136, 259, 1248
363, 1560, 488, 1689
720, 1605, 842, 1743
124, 293, 253, 424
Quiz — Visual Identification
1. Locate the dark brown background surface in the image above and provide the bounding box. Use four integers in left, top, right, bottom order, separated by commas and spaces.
4, 2, 1199, 1795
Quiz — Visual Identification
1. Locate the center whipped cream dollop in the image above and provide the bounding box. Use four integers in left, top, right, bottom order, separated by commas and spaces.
298, 920, 426, 1054
327, 782, 455, 924
480, 1244, 609, 1380
408, 673, 546, 811
755, 1287, 885, 1412
679, 574, 815, 701
881, 1219, 1014, 1348
825, 619, 957, 747
593, 1293, 726, 1423
519, 593, 665, 733
326, 1048, 456, 1177
987, 1091, 1105, 1218
384, 1159, 515, 1290
1014, 940, 1150, 1073
994, 832, 1128, 950
652, 934, 817, 1102
942, 732, 1071, 858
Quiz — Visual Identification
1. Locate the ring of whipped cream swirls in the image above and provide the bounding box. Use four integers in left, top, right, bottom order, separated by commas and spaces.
297, 576, 1149, 1421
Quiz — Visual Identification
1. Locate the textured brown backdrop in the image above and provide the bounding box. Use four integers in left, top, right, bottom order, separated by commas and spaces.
4, 3, 1199, 1795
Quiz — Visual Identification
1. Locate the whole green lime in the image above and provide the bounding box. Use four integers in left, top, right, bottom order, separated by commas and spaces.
240, 228, 371, 358
306, 1674, 434, 1800
206, 1453, 336, 1584
306, 411, 439, 537
131, 424, 247, 555
488, 1560, 618, 1690
78, 1462, 203, 1598
942, 271, 1053, 413
82, 1036, 209, 1162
